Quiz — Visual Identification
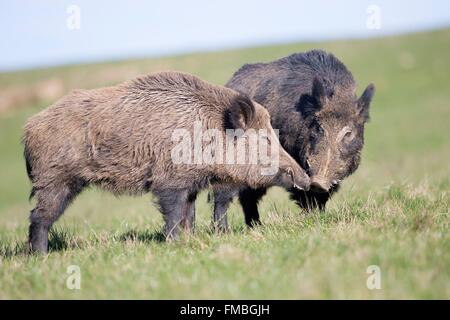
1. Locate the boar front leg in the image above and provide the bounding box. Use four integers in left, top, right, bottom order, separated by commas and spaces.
238, 187, 267, 227
155, 189, 192, 240
212, 187, 238, 232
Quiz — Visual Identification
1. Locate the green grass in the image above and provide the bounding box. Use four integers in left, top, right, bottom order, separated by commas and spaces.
0, 29, 449, 299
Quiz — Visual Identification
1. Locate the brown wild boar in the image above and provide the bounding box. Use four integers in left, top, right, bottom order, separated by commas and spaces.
23, 71, 310, 253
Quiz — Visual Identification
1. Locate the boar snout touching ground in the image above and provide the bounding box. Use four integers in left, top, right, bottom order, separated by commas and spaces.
23, 71, 309, 253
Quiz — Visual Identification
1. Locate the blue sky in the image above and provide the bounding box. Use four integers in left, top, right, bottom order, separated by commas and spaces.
1, 0, 449, 72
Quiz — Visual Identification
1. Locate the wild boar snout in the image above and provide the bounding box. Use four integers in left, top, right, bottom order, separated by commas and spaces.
274, 166, 310, 191
309, 176, 332, 193
277, 149, 310, 191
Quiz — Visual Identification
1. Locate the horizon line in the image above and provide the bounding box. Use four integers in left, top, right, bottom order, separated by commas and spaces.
1, 24, 449, 74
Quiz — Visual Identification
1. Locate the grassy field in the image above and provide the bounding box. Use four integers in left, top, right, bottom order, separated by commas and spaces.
0, 29, 449, 299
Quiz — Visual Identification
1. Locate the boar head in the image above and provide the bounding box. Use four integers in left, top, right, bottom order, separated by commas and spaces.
296, 78, 375, 193
224, 94, 310, 191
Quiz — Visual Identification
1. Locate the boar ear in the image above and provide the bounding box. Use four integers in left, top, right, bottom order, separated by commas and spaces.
225, 93, 255, 130
311, 77, 327, 105
357, 83, 375, 122
296, 77, 326, 117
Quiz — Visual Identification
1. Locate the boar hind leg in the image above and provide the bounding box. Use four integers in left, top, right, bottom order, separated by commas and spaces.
29, 180, 84, 253
238, 187, 266, 227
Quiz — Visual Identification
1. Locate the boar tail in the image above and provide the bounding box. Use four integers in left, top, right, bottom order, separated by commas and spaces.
23, 143, 36, 200
29, 187, 36, 201
23, 145, 33, 180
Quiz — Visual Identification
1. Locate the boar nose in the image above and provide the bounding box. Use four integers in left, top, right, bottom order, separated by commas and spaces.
310, 176, 330, 193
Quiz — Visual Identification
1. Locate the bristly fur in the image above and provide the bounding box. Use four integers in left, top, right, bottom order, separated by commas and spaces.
23, 71, 309, 252
211, 50, 375, 229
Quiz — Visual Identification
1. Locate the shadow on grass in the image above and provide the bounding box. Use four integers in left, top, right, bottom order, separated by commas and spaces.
0, 227, 82, 258
118, 229, 166, 243
1, 224, 257, 258
0, 240, 28, 258
1, 227, 176, 258
118, 224, 247, 243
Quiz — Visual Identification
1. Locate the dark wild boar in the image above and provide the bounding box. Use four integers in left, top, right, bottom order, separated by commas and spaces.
212, 50, 375, 230
23, 71, 310, 253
